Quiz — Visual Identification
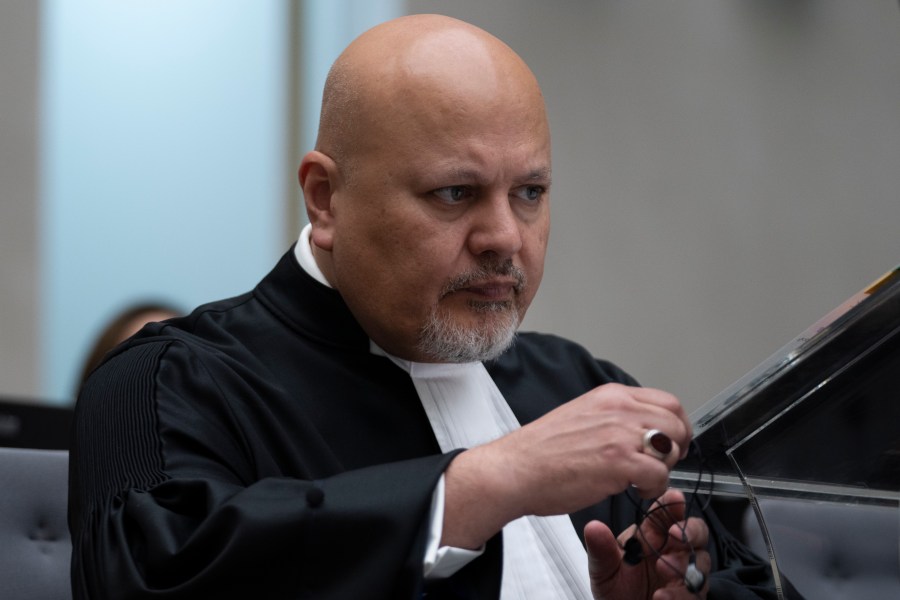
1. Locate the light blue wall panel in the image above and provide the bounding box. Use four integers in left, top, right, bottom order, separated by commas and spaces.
298, 0, 403, 162
40, 1, 290, 402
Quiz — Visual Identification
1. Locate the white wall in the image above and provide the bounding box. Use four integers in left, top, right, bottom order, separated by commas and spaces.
0, 0, 40, 398
406, 0, 900, 412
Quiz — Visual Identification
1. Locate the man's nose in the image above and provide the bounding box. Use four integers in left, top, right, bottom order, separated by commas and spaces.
466, 195, 523, 259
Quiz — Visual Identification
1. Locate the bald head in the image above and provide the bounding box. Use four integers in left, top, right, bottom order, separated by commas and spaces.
299, 15, 552, 362
315, 14, 547, 175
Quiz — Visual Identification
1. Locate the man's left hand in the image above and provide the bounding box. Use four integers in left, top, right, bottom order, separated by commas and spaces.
584, 489, 710, 600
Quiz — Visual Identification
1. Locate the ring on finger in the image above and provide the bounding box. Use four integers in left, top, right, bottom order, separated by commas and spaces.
642, 429, 673, 460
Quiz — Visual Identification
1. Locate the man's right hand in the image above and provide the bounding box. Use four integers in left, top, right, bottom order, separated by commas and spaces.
440, 383, 692, 550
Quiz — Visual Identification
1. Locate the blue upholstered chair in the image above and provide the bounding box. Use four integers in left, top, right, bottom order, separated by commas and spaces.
743, 497, 900, 600
0, 447, 72, 600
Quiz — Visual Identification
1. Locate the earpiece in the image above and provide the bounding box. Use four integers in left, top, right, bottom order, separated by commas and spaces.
683, 555, 705, 593
623, 533, 704, 594
623, 536, 643, 565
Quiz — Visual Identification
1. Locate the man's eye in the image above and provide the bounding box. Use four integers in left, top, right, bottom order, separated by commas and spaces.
433, 186, 470, 203
514, 185, 545, 203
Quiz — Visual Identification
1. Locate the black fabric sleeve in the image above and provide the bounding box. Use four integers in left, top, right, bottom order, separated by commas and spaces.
68, 340, 457, 600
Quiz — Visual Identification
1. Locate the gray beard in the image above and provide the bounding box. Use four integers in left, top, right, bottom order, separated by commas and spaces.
416, 300, 519, 363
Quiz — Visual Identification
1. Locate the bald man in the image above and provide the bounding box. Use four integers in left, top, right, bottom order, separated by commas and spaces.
69, 15, 788, 600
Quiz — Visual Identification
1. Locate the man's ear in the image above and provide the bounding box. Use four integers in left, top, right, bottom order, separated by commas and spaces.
299, 150, 340, 251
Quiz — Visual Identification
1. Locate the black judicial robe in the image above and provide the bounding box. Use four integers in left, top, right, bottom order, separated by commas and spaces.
69, 249, 789, 600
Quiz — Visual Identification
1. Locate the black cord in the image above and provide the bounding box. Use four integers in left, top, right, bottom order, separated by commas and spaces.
618, 439, 713, 597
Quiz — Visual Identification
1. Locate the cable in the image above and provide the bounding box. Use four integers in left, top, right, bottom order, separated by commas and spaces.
618, 439, 713, 597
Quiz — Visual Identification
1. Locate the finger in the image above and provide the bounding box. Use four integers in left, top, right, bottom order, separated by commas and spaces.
627, 387, 693, 457
668, 442, 685, 467
639, 434, 685, 469
653, 550, 711, 599
590, 384, 692, 461
628, 385, 686, 415
647, 432, 689, 462
658, 489, 687, 520
652, 510, 711, 599
641, 424, 690, 462
628, 455, 673, 500
641, 490, 688, 535
628, 386, 691, 429
673, 516, 709, 551
584, 520, 624, 587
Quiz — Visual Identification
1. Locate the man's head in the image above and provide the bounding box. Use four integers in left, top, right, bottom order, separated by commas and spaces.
300, 14, 551, 363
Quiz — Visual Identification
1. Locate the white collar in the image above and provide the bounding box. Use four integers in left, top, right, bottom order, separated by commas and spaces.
294, 223, 332, 288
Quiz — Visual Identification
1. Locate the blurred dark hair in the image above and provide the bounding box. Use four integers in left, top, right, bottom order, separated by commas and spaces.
78, 302, 180, 391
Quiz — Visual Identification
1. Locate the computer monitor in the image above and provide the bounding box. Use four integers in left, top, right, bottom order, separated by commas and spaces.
0, 397, 72, 450
674, 265, 900, 505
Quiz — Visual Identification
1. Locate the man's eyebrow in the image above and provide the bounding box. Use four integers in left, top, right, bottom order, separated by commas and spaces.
427, 165, 552, 184
447, 168, 483, 182
421, 166, 481, 184
525, 167, 552, 184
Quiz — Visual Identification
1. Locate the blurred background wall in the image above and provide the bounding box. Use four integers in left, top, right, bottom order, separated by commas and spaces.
0, 0, 41, 400
1, 0, 898, 413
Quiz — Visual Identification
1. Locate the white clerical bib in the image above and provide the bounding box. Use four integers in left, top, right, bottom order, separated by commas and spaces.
376, 347, 593, 600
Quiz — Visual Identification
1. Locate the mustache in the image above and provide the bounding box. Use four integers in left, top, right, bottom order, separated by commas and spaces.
440, 259, 527, 298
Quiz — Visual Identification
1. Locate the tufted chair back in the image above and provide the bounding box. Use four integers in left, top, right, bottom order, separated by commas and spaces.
743, 497, 900, 600
0, 447, 72, 600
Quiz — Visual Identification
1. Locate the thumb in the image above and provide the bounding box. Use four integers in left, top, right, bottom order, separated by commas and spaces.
584, 520, 624, 586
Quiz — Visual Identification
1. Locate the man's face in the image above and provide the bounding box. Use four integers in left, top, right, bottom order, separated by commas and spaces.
315, 35, 551, 362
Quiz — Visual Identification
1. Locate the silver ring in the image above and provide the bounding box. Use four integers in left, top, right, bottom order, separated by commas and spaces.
642, 429, 673, 460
